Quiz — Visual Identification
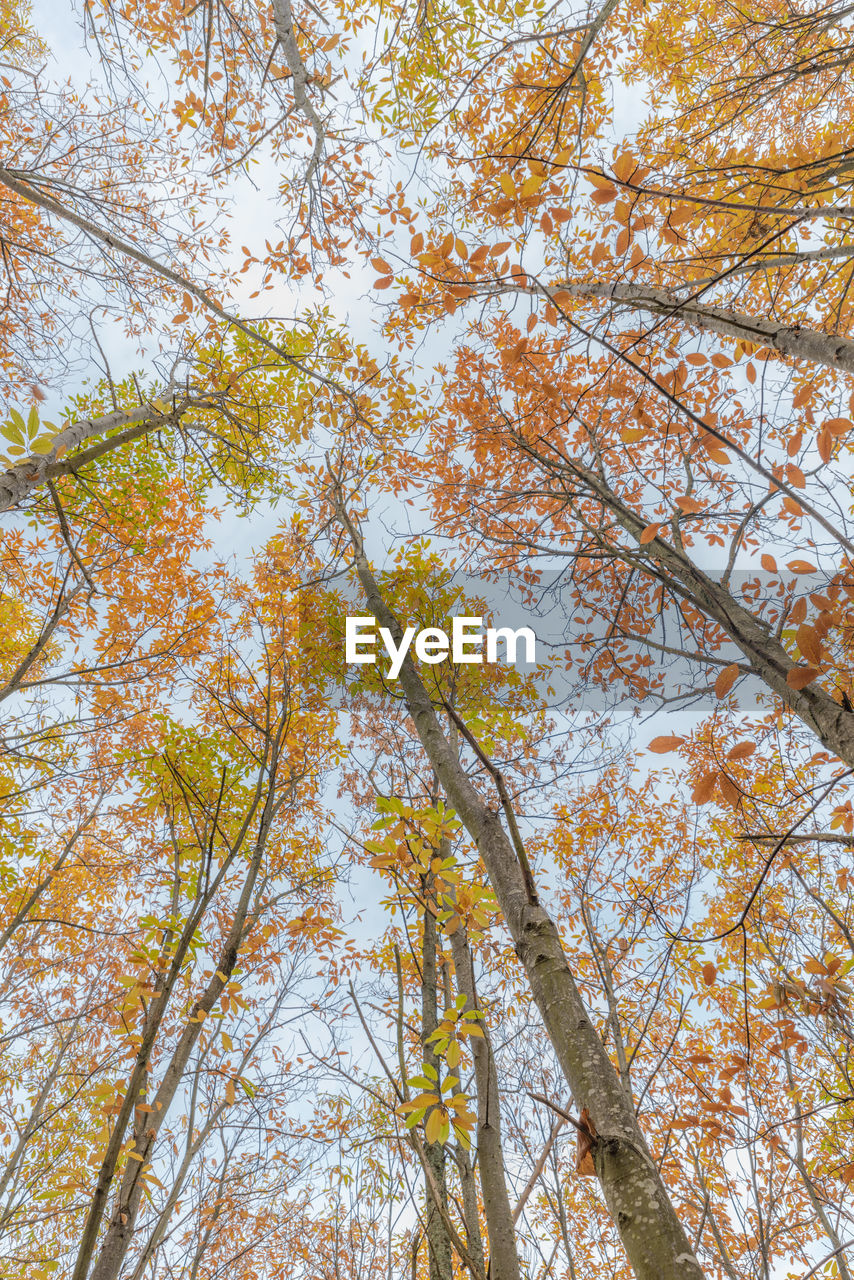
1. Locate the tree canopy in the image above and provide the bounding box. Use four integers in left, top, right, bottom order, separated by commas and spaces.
3, 0, 854, 1278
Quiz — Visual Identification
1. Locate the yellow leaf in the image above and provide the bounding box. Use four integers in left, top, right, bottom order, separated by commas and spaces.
425, 1106, 445, 1145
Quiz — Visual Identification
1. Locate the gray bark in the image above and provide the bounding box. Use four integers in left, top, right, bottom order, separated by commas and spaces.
556, 280, 854, 376
553, 456, 854, 770
338, 510, 705, 1280
455, 1143, 488, 1280
0, 395, 192, 512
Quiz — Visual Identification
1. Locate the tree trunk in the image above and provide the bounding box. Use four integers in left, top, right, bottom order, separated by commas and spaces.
422, 883, 454, 1280
447, 910, 521, 1280
556, 281, 854, 376
339, 516, 705, 1280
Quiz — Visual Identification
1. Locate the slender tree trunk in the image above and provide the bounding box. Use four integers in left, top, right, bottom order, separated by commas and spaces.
454, 1143, 488, 1280
447, 910, 522, 1280
422, 882, 454, 1280
337, 511, 706, 1280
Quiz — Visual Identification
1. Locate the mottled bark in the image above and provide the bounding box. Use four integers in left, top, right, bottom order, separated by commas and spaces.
337, 509, 705, 1280
557, 281, 854, 376
0, 394, 198, 512
558, 456, 854, 770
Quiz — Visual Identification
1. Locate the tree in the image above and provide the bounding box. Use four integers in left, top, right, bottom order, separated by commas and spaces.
5, 0, 854, 1278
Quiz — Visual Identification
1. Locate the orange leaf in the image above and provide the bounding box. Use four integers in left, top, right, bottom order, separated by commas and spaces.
787, 666, 820, 690
692, 771, 719, 805
825, 417, 852, 436
717, 773, 741, 808
796, 623, 822, 666
817, 428, 833, 464
640, 522, 662, 544
675, 495, 705, 513
374, 276, 393, 290
761, 554, 777, 572
702, 963, 717, 985
590, 184, 618, 204
787, 559, 816, 574
697, 433, 730, 464
648, 735, 685, 753
727, 741, 755, 761
714, 664, 739, 698
371, 256, 392, 274
786, 430, 803, 458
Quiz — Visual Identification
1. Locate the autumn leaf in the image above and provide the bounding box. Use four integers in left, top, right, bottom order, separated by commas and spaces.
787, 666, 820, 689
692, 772, 719, 805
714, 664, 740, 698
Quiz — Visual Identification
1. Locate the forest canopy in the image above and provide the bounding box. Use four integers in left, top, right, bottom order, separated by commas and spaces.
2, 0, 854, 1278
